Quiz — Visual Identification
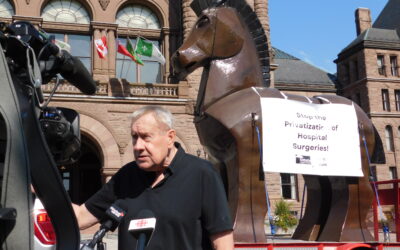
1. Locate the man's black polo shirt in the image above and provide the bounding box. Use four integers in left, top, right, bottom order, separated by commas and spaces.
85, 144, 233, 250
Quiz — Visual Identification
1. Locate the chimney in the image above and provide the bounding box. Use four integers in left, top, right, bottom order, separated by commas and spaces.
355, 8, 372, 36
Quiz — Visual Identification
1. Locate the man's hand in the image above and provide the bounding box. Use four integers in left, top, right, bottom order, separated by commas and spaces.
210, 230, 234, 250
72, 203, 99, 230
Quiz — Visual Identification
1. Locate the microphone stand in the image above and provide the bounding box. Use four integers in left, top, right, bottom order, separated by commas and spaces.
80, 221, 113, 250
80, 228, 107, 250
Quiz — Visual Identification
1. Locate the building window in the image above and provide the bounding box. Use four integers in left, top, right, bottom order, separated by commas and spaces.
382, 89, 391, 111
385, 125, 395, 152
377, 55, 386, 76
41, 0, 90, 24
0, 0, 14, 18
340, 63, 350, 85
280, 173, 297, 200
389, 166, 398, 180
370, 166, 377, 181
395, 90, 400, 111
115, 5, 162, 83
50, 33, 91, 72
353, 60, 359, 80
116, 5, 161, 29
115, 38, 161, 83
390, 56, 398, 76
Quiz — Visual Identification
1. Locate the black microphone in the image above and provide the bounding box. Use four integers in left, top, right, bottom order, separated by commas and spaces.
128, 209, 156, 250
80, 202, 126, 250
57, 50, 97, 95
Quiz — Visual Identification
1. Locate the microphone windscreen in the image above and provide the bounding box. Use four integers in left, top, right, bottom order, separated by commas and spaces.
59, 51, 97, 95
105, 203, 125, 223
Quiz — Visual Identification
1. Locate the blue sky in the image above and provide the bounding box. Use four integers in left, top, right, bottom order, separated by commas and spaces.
269, 0, 388, 74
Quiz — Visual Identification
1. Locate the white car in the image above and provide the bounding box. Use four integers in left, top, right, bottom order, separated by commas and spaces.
33, 198, 56, 250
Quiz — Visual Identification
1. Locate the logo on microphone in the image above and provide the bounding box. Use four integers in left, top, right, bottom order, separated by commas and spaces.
129, 218, 156, 231
135, 219, 148, 227
110, 206, 125, 218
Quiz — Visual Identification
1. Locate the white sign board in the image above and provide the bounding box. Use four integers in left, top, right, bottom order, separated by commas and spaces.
261, 98, 363, 177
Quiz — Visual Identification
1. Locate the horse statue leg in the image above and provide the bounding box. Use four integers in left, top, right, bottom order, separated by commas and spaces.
293, 95, 375, 241
196, 88, 268, 242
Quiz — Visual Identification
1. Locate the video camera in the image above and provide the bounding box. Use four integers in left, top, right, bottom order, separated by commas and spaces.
0, 21, 96, 165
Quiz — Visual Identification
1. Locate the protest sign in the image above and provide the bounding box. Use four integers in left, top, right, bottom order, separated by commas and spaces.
261, 98, 362, 177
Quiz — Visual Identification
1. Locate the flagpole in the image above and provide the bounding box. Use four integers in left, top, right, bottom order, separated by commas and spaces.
124, 34, 130, 80
135, 35, 140, 83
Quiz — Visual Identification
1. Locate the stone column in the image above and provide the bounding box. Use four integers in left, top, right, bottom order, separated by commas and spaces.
254, 0, 274, 87
107, 28, 116, 77
91, 22, 118, 83
254, 0, 270, 53
162, 27, 170, 83
182, 0, 197, 40
101, 29, 109, 75
92, 28, 102, 76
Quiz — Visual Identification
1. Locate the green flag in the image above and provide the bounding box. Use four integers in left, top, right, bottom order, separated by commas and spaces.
135, 37, 166, 65
126, 38, 144, 65
135, 37, 153, 57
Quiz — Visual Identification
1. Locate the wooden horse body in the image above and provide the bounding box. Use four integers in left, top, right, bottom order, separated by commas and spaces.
172, 0, 382, 242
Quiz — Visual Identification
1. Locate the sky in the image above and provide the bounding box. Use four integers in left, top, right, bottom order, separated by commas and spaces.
269, 0, 388, 74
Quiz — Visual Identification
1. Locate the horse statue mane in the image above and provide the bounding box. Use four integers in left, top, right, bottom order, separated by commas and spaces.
172, 0, 384, 243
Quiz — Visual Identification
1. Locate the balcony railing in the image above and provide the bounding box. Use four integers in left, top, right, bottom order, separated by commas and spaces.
41, 80, 186, 99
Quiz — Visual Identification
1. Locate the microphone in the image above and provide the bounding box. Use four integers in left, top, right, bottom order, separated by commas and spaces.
57, 50, 97, 95
80, 202, 126, 250
128, 209, 156, 250
42, 41, 97, 95
102, 201, 126, 231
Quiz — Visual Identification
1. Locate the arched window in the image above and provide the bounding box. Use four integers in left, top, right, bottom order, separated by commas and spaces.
0, 0, 14, 18
385, 125, 395, 152
116, 5, 162, 83
41, 0, 91, 72
116, 5, 160, 29
41, 0, 90, 24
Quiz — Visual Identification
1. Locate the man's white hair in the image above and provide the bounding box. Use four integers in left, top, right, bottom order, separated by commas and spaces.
131, 106, 174, 130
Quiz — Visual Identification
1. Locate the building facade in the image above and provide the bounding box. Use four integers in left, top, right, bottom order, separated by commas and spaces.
336, 1, 400, 183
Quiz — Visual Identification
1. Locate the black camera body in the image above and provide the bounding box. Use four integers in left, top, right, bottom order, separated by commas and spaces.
0, 21, 96, 166
40, 107, 81, 166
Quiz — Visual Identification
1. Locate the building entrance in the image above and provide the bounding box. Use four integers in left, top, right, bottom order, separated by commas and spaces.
61, 134, 102, 205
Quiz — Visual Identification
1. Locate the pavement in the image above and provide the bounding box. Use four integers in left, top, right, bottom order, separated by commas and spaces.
80, 232, 397, 249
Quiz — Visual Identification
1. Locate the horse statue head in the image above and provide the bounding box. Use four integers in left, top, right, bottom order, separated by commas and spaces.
172, 0, 270, 113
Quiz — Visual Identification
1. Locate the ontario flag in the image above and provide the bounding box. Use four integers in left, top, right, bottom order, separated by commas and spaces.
117, 40, 144, 65
95, 36, 108, 59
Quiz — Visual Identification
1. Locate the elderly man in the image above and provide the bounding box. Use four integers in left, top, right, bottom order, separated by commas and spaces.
73, 106, 234, 249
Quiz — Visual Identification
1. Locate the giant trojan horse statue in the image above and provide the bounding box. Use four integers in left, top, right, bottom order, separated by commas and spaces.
172, 0, 384, 242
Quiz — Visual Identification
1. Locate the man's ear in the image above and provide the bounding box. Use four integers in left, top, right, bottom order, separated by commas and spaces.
167, 129, 176, 147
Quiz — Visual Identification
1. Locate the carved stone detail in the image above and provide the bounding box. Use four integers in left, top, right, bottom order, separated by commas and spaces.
99, 0, 110, 11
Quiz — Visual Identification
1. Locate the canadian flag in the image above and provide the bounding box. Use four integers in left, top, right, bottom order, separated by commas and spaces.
95, 36, 108, 59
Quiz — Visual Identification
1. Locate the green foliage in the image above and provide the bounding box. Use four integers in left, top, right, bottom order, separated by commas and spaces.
273, 200, 298, 232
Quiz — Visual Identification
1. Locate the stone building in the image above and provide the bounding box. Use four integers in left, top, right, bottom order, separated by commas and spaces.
335, 0, 400, 183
